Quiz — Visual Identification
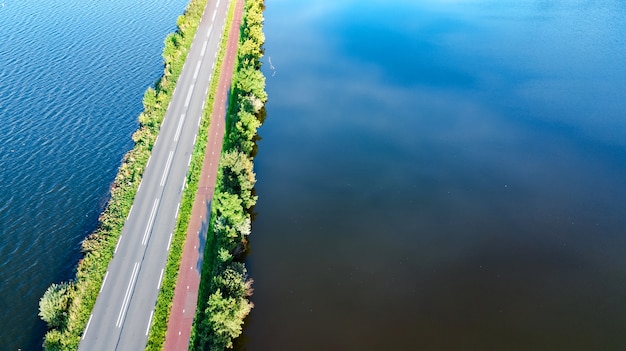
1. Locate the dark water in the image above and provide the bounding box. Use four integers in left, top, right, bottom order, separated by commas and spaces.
243, 1, 626, 350
0, 0, 188, 349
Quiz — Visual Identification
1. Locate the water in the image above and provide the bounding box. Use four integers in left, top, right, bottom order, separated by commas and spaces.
242, 0, 626, 350
0, 0, 188, 349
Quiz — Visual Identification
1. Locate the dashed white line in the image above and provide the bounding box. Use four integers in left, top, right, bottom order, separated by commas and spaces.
175, 202, 181, 219
184, 84, 195, 107
201, 41, 208, 57
82, 314, 93, 340
216, 0, 220, 7
100, 271, 109, 293
206, 24, 213, 37
193, 60, 201, 80
212, 9, 217, 22
116, 262, 140, 328
174, 113, 186, 142
160, 151, 174, 187
127, 205, 133, 220
142, 198, 160, 246
146, 310, 154, 336
188, 155, 192, 167
193, 134, 197, 145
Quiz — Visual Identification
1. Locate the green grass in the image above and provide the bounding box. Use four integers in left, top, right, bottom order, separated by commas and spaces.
39, 0, 215, 349
145, 1, 238, 349
190, 0, 267, 349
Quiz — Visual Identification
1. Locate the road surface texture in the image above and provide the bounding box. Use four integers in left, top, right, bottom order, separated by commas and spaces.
78, 0, 231, 350
163, 0, 243, 349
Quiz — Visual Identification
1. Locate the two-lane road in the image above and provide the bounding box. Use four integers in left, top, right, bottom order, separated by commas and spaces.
79, 0, 230, 349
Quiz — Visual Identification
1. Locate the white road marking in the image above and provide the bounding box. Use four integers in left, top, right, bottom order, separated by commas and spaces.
114, 235, 122, 254
82, 314, 93, 340
127, 205, 133, 220
216, 0, 220, 7
100, 271, 109, 293
212, 9, 217, 21
201, 41, 208, 57
193, 60, 201, 80
188, 155, 192, 167
193, 134, 197, 145
184, 84, 194, 107
175, 202, 181, 219
116, 262, 140, 328
174, 113, 186, 142
146, 310, 154, 336
167, 232, 173, 252
142, 198, 160, 246
160, 151, 174, 187
206, 24, 213, 37
157, 268, 164, 290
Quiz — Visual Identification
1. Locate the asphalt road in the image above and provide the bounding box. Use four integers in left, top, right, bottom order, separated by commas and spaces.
78, 0, 230, 350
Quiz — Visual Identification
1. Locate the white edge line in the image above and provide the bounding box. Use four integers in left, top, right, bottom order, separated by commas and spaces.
175, 202, 181, 219
158, 268, 164, 290
127, 205, 133, 220
100, 271, 109, 293
146, 310, 155, 336
167, 232, 173, 252
82, 314, 93, 340
114, 235, 122, 254
188, 155, 192, 167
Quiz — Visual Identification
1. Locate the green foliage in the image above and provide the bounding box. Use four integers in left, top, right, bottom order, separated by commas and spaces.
39, 283, 71, 328
145, 1, 239, 349
200, 289, 253, 351
39, 0, 212, 349
191, 0, 267, 349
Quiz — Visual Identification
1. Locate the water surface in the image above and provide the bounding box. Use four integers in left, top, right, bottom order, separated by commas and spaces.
242, 1, 626, 350
0, 0, 187, 349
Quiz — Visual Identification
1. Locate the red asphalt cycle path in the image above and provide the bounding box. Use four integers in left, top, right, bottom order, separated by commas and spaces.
163, 0, 243, 349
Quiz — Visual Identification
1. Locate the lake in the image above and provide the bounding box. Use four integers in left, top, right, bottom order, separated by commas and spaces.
242, 0, 626, 350
0, 0, 188, 349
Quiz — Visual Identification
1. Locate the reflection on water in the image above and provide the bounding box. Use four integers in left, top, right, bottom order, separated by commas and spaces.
242, 0, 626, 350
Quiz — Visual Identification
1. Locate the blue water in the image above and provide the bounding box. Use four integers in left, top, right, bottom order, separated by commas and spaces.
0, 0, 188, 349
242, 0, 626, 350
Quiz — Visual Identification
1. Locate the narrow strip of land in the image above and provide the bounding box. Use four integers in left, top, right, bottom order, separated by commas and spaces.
78, 0, 230, 349
163, 0, 243, 349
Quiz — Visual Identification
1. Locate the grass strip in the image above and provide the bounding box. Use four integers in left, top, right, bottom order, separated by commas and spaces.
145, 1, 237, 349
39, 0, 212, 349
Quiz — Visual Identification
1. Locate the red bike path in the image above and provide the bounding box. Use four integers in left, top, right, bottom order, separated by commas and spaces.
163, 0, 243, 349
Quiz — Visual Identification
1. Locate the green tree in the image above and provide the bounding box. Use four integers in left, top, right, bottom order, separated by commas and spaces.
39, 282, 71, 328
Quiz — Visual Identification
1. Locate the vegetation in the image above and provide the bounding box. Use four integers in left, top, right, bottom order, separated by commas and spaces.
190, 0, 267, 349
145, 0, 237, 349
39, 0, 211, 349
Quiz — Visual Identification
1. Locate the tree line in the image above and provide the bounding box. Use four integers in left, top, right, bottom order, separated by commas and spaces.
190, 0, 267, 349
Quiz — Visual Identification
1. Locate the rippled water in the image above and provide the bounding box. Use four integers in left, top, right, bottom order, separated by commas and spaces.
0, 0, 188, 349
242, 0, 626, 350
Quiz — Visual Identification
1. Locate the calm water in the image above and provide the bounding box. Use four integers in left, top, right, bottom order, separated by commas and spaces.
243, 0, 626, 350
0, 0, 188, 349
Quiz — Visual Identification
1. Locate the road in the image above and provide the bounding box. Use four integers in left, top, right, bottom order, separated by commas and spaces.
78, 0, 230, 350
